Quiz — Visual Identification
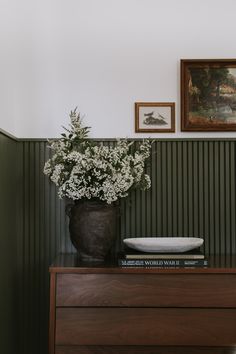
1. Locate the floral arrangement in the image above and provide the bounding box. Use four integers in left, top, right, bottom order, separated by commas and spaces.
44, 109, 151, 204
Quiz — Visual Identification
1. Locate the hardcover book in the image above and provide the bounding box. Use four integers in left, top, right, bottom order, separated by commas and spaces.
118, 258, 208, 267
120, 248, 205, 260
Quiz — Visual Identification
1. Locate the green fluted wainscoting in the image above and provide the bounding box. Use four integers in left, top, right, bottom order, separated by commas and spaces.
1, 136, 236, 354
18, 139, 236, 353
0, 131, 18, 354
17, 140, 71, 354
19, 139, 236, 256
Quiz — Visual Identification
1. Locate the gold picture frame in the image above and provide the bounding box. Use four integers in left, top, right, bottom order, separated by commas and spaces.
181, 59, 236, 131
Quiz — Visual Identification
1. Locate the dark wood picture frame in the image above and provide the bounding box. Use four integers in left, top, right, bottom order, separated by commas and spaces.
135, 102, 175, 133
181, 59, 236, 131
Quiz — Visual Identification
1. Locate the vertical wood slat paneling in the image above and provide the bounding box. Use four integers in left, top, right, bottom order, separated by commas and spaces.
19, 140, 236, 253
16, 139, 236, 354
203, 142, 209, 254
0, 132, 18, 354
16, 140, 24, 354
1, 136, 236, 354
19, 141, 74, 354
230, 142, 236, 254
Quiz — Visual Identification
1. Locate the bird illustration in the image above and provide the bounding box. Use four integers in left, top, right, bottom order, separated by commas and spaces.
144, 112, 154, 117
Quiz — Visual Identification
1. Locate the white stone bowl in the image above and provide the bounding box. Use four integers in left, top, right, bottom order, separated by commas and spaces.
123, 237, 204, 253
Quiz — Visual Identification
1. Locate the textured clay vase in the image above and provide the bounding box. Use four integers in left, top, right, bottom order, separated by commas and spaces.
66, 200, 117, 262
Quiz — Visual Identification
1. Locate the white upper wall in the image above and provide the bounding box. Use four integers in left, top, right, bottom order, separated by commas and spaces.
1, 0, 236, 138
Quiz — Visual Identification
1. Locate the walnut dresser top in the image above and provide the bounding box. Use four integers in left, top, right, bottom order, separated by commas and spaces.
50, 253, 236, 273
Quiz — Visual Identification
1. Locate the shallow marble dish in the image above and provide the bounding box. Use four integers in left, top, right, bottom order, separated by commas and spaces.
123, 237, 204, 253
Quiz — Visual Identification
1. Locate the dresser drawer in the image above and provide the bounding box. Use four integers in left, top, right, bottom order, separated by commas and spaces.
55, 345, 235, 354
56, 273, 236, 307
55, 308, 236, 346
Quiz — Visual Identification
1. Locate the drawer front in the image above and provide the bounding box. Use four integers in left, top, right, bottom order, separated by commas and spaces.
55, 308, 236, 346
56, 273, 236, 307
55, 346, 235, 354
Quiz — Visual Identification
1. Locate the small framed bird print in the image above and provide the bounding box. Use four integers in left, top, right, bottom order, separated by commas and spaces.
135, 102, 175, 133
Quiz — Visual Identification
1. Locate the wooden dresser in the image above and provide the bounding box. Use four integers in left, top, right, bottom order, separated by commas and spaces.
49, 254, 236, 354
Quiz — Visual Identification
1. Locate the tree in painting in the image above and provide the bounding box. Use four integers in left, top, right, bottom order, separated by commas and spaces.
188, 66, 236, 125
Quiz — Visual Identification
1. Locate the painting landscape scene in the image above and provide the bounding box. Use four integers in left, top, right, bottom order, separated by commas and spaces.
188, 66, 236, 125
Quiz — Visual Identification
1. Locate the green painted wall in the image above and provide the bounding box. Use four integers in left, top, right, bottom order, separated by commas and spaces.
19, 139, 236, 258
17, 139, 236, 354
0, 132, 18, 354
1, 135, 236, 354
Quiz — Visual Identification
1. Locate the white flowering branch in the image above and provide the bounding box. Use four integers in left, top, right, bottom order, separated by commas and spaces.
44, 109, 152, 204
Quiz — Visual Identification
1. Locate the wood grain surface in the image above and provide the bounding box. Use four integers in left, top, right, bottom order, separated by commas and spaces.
56, 273, 236, 307
55, 308, 236, 346
49, 273, 56, 354
55, 346, 236, 354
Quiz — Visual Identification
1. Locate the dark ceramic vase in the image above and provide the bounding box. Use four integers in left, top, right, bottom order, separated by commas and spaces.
66, 200, 118, 262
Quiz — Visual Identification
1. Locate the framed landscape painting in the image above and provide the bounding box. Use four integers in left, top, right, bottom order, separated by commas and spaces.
181, 59, 236, 131
135, 102, 175, 133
